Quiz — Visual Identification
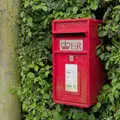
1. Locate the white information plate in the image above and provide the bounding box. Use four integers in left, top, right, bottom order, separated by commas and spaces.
65, 64, 78, 92
60, 40, 83, 51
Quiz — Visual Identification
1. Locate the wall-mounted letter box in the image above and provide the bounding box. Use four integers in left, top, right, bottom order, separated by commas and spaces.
52, 18, 105, 108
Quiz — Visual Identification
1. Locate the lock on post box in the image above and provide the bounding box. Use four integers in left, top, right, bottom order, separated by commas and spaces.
52, 18, 105, 108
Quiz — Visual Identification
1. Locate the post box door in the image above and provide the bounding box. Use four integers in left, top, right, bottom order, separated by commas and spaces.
54, 53, 88, 105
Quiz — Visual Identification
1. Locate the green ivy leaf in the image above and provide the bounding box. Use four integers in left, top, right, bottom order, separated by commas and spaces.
88, 0, 99, 10
73, 7, 78, 14
27, 17, 33, 27
32, 3, 47, 11
53, 111, 63, 120
24, 0, 29, 8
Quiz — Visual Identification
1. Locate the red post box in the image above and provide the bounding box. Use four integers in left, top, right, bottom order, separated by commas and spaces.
52, 18, 105, 108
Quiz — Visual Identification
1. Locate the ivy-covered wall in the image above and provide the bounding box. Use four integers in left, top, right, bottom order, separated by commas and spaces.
18, 0, 120, 120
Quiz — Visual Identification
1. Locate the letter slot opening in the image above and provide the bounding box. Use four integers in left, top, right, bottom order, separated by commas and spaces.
55, 33, 86, 38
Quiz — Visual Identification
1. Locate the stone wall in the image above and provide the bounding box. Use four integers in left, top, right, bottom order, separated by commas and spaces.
0, 0, 21, 119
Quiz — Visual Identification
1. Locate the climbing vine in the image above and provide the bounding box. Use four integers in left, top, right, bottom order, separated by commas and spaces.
18, 0, 120, 120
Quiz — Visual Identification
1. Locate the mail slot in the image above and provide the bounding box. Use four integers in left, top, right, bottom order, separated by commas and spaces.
52, 18, 105, 108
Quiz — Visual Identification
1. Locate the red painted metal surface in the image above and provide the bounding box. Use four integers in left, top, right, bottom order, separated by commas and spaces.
52, 18, 105, 108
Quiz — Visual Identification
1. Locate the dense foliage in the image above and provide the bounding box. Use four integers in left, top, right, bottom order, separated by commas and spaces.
18, 0, 120, 119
